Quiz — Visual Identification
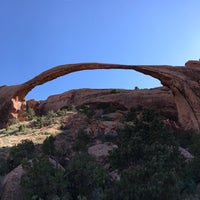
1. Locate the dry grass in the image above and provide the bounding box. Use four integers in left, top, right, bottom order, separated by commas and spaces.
0, 110, 76, 148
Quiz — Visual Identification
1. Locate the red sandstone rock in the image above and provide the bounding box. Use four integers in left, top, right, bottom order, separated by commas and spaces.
0, 61, 200, 130
39, 87, 176, 120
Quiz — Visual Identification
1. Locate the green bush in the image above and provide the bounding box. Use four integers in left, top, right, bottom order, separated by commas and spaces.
173, 129, 194, 149
174, 129, 200, 156
110, 89, 119, 94
33, 116, 45, 128
42, 135, 57, 157
78, 104, 95, 119
21, 153, 109, 200
8, 118, 19, 126
18, 124, 26, 132
56, 109, 68, 116
65, 153, 109, 199
21, 155, 68, 200
73, 129, 91, 152
109, 108, 194, 199
33, 111, 57, 128
7, 140, 35, 172
15, 107, 200, 199
26, 107, 36, 120
124, 107, 137, 122
60, 123, 68, 130
46, 110, 57, 119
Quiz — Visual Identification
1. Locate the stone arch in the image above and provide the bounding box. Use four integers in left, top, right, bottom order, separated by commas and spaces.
0, 61, 200, 130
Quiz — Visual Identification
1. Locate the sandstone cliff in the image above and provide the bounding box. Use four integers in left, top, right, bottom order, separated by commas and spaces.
35, 87, 177, 121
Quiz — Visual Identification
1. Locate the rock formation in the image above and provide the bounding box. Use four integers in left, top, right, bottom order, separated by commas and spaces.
1, 60, 200, 130
37, 87, 177, 122
0, 164, 25, 200
132, 60, 200, 130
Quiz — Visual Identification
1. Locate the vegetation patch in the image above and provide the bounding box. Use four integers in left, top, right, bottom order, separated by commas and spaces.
1, 107, 200, 199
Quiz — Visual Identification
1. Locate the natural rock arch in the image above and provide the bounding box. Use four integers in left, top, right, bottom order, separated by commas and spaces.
0, 61, 200, 130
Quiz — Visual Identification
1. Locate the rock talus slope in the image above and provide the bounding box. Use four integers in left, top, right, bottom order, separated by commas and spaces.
0, 60, 200, 130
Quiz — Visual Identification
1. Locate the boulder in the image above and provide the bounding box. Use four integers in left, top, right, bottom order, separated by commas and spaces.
88, 142, 117, 162
0, 165, 25, 200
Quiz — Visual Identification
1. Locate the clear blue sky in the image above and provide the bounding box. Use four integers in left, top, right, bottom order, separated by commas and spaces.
1, 0, 200, 100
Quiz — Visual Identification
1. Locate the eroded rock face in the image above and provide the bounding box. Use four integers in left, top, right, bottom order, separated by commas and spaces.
39, 87, 177, 121
0, 61, 200, 130
132, 60, 200, 130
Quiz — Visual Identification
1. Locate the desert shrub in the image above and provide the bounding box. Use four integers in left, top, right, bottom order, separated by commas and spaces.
33, 111, 57, 128
65, 153, 109, 199
96, 132, 117, 143
174, 129, 200, 156
18, 107, 200, 199
41, 131, 51, 135
21, 153, 109, 200
110, 89, 119, 94
56, 108, 68, 116
60, 123, 65, 130
190, 156, 200, 183
107, 162, 192, 200
60, 123, 69, 130
21, 155, 69, 200
42, 135, 57, 157
124, 107, 137, 122
5, 118, 19, 131
176, 130, 200, 185
188, 134, 200, 156
33, 116, 45, 128
46, 110, 57, 119
73, 129, 91, 152
134, 86, 139, 90
18, 123, 26, 132
6, 139, 35, 172
77, 104, 95, 119
173, 129, 194, 149
26, 107, 36, 120
8, 118, 19, 126
109, 108, 194, 199
102, 103, 123, 114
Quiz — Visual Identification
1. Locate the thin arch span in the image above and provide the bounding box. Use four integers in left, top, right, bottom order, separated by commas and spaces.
16, 63, 171, 99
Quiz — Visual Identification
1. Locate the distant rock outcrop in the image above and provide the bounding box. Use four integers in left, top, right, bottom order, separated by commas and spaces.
37, 87, 177, 121
1, 61, 200, 130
